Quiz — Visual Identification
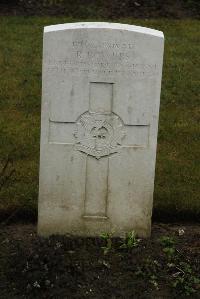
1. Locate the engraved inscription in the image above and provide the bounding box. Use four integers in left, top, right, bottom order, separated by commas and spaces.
72, 39, 135, 50
45, 39, 158, 77
74, 112, 125, 159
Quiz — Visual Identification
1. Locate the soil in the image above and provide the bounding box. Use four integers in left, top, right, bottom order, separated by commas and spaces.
0, 0, 199, 18
0, 223, 199, 298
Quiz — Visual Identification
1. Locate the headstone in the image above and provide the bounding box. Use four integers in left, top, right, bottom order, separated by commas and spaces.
38, 22, 164, 237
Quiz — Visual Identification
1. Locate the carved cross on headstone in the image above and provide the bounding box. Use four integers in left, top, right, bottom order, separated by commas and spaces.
49, 82, 149, 220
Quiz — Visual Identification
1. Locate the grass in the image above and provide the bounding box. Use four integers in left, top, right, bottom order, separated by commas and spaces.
0, 17, 199, 221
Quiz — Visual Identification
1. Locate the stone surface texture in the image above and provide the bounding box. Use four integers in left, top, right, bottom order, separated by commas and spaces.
38, 22, 164, 237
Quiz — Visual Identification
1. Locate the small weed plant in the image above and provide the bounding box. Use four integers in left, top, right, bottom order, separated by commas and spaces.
100, 230, 140, 254
120, 231, 140, 249
159, 236, 176, 259
170, 261, 200, 296
135, 258, 160, 290
100, 232, 112, 255
160, 235, 200, 296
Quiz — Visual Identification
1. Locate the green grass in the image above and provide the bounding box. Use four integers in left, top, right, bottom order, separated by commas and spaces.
0, 17, 199, 220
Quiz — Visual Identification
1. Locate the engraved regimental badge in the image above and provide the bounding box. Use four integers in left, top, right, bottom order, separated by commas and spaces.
74, 111, 125, 159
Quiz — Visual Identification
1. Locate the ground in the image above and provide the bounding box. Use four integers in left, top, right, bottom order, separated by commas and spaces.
0, 223, 200, 298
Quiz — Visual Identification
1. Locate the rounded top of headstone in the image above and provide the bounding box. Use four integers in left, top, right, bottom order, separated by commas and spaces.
44, 22, 164, 38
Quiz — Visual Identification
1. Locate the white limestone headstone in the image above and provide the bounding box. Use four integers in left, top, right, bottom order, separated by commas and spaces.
38, 22, 164, 237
